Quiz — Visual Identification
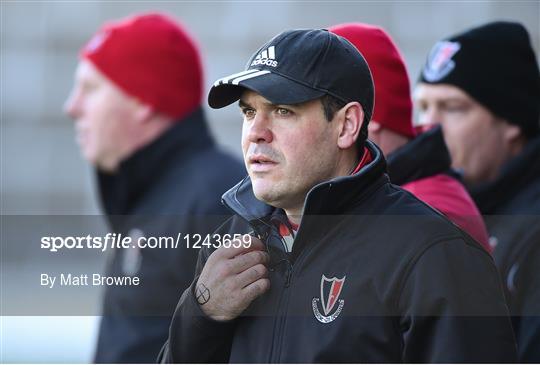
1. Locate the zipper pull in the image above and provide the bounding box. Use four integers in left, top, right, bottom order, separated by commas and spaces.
284, 262, 292, 288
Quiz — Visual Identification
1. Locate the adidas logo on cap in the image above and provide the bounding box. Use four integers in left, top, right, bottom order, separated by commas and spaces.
250, 46, 278, 67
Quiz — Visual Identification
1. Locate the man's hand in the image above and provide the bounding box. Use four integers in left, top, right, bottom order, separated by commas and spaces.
195, 235, 270, 321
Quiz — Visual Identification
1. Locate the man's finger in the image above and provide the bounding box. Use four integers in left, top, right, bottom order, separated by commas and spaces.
237, 263, 268, 288
229, 250, 269, 274
242, 277, 270, 303
214, 235, 266, 259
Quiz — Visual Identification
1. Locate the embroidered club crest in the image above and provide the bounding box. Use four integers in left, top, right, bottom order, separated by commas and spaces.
422, 41, 461, 82
312, 274, 346, 323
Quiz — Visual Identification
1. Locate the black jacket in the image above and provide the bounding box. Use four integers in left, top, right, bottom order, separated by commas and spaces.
470, 136, 540, 362
386, 126, 453, 185
94, 108, 245, 363
159, 141, 516, 363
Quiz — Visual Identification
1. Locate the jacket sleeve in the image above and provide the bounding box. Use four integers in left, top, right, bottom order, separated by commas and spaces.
157, 246, 237, 363
517, 283, 540, 362
398, 237, 518, 363
513, 240, 540, 362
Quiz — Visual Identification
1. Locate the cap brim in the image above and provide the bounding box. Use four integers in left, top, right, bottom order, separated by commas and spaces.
208, 69, 325, 109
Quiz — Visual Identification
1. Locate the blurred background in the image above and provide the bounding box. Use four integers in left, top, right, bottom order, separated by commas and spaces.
1, 0, 539, 362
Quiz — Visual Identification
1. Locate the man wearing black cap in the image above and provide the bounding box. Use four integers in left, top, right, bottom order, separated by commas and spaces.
159, 28, 516, 363
415, 21, 540, 362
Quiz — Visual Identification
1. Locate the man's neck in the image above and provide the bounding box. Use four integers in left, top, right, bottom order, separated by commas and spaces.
284, 209, 303, 226
284, 154, 365, 226
98, 117, 174, 174
283, 147, 369, 226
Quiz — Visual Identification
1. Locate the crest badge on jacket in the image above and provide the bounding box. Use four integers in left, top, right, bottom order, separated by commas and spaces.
312, 274, 346, 323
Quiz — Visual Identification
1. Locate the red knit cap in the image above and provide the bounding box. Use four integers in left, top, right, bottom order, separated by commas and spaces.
81, 12, 203, 121
330, 23, 416, 138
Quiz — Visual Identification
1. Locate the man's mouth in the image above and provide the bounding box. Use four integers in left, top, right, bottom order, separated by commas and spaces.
249, 155, 278, 172
75, 126, 89, 146
250, 155, 276, 163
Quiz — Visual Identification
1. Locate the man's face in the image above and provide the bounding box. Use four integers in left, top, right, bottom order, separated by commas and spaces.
64, 60, 140, 171
240, 91, 341, 212
414, 83, 519, 185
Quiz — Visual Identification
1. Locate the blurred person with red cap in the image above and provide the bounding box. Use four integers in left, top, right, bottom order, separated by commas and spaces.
330, 23, 490, 252
64, 12, 245, 363
415, 21, 540, 362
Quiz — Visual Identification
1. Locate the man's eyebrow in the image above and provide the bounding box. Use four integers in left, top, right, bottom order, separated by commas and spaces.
238, 100, 304, 108
435, 97, 471, 105
239, 99, 276, 109
239, 98, 295, 109
238, 100, 251, 109
442, 98, 469, 103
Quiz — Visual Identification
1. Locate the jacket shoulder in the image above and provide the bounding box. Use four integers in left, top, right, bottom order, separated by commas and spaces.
357, 181, 489, 266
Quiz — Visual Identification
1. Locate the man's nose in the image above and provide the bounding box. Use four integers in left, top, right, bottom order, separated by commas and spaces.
418, 106, 441, 129
63, 89, 81, 120
247, 113, 273, 144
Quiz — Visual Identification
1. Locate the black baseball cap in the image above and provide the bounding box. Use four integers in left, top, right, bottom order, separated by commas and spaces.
208, 29, 374, 123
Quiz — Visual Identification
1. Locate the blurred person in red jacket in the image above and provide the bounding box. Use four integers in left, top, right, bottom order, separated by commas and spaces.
331, 23, 490, 252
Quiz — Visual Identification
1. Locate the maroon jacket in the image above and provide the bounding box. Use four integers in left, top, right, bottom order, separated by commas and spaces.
404, 174, 491, 252
387, 127, 490, 253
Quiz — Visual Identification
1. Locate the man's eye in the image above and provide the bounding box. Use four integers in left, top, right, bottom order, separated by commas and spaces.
445, 105, 467, 113
416, 102, 428, 112
276, 108, 291, 116
81, 84, 93, 93
242, 108, 255, 119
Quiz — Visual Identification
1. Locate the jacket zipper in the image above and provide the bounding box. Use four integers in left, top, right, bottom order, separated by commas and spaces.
221, 193, 309, 362
270, 215, 320, 363
270, 242, 313, 363
269, 262, 293, 363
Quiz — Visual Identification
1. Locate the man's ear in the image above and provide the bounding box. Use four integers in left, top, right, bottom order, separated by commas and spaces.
133, 101, 155, 124
337, 102, 364, 149
502, 121, 527, 155
503, 122, 522, 143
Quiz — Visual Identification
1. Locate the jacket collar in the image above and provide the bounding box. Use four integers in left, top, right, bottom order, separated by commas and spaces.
97, 107, 213, 215
386, 125, 452, 185
221, 140, 388, 230
470, 136, 540, 214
